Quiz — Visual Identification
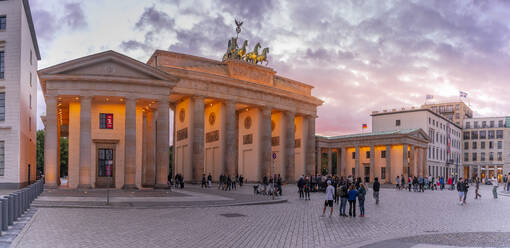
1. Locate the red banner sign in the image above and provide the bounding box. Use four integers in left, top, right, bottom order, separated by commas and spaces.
106, 114, 113, 129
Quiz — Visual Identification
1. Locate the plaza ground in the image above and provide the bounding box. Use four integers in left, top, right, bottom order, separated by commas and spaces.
10, 184, 510, 248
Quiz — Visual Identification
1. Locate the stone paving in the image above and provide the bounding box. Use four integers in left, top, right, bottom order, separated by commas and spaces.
10, 185, 510, 248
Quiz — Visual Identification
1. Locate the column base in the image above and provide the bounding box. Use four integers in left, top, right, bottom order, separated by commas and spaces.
122, 184, 138, 190
78, 184, 92, 189
142, 184, 155, 188
154, 184, 169, 189
45, 182, 58, 189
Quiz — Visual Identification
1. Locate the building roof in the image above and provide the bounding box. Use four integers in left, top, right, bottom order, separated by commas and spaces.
371, 108, 462, 129
317, 128, 422, 140
22, 0, 41, 60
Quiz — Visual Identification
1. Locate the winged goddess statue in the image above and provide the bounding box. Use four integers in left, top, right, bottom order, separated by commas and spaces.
235, 19, 243, 38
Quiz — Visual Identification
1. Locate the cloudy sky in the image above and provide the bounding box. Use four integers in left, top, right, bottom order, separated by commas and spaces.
31, 0, 510, 136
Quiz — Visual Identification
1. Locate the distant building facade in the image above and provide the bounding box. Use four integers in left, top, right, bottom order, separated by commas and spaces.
371, 108, 462, 179
462, 117, 510, 181
422, 101, 473, 126
0, 0, 40, 188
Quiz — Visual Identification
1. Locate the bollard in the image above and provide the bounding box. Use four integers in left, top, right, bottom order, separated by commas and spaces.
0, 198, 7, 231
13, 193, 19, 221
21, 191, 25, 213
7, 195, 13, 225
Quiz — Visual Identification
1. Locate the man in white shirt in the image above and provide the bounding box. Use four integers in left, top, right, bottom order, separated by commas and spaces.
492, 176, 498, 199
321, 180, 335, 217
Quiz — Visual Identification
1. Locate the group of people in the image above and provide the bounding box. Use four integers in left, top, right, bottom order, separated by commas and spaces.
320, 176, 380, 218
216, 174, 244, 191
254, 175, 283, 196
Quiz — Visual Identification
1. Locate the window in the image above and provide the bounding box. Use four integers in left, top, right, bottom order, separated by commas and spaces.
498, 120, 504, 128
0, 16, 5, 30
29, 72, 32, 87
381, 150, 386, 158
481, 141, 486, 149
381, 167, 386, 179
498, 141, 502, 149
465, 122, 470, 128
472, 153, 477, 161
472, 142, 477, 149
489, 141, 494, 149
0, 51, 4, 79
464, 142, 469, 150
0, 92, 4, 121
498, 152, 502, 161
490, 121, 494, 128
0, 141, 3, 175
366, 151, 370, 159
474, 121, 479, 128
456, 113, 460, 119
463, 131, 470, 140
464, 152, 469, 162
488, 130, 495, 139
496, 130, 503, 139
455, 104, 459, 110
429, 118, 431, 124
489, 152, 494, 161
471, 131, 478, 139
29, 117, 31, 131
481, 152, 485, 161
396, 120, 400, 126
99, 113, 113, 129
352, 152, 356, 159
480, 130, 486, 139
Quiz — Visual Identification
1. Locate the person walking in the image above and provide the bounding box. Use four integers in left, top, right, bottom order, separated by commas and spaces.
506, 173, 510, 192
201, 174, 207, 189
457, 178, 465, 205
348, 184, 358, 217
396, 176, 401, 190
207, 173, 212, 188
372, 177, 380, 204
492, 176, 498, 199
298, 176, 305, 199
304, 176, 311, 200
474, 177, 482, 199
358, 183, 367, 217
463, 177, 469, 204
321, 181, 335, 217
339, 182, 348, 216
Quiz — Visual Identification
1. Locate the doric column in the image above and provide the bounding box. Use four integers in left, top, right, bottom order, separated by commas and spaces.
327, 148, 332, 175
403, 144, 408, 178
142, 110, 156, 187
44, 96, 58, 187
155, 99, 170, 188
260, 106, 272, 179
340, 147, 346, 177
336, 149, 341, 177
305, 116, 316, 176
191, 96, 205, 182
386, 145, 392, 183
409, 145, 415, 177
422, 147, 427, 177
224, 101, 237, 176
370, 145, 375, 182
123, 97, 137, 189
316, 147, 321, 175
355, 146, 360, 178
416, 147, 422, 177
284, 111, 295, 182
79, 96, 92, 188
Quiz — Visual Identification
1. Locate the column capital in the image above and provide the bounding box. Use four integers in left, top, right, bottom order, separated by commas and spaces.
192, 95, 205, 101
79, 95, 93, 100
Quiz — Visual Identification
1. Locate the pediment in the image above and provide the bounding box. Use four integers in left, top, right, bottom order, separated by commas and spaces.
410, 129, 430, 141
61, 59, 159, 80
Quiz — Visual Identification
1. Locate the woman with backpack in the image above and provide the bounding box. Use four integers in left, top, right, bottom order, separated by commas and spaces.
339, 183, 348, 217
358, 183, 367, 217
347, 184, 358, 217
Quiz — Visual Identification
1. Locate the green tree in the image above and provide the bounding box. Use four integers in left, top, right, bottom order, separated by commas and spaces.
36, 130, 44, 174
60, 137, 68, 177
169, 145, 173, 176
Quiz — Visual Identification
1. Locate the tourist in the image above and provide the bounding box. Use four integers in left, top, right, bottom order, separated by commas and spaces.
457, 178, 465, 205
348, 184, 358, 217
201, 174, 207, 189
226, 176, 232, 191
506, 173, 510, 192
207, 173, 212, 188
276, 174, 282, 196
396, 176, 400, 190
321, 180, 335, 217
475, 177, 482, 199
419, 176, 424, 192
239, 175, 244, 187
440, 176, 445, 190
358, 183, 366, 217
339, 182, 348, 216
373, 177, 380, 204
304, 176, 311, 200
492, 176, 498, 199
298, 176, 305, 199
412, 176, 418, 192
463, 177, 469, 204
232, 175, 237, 190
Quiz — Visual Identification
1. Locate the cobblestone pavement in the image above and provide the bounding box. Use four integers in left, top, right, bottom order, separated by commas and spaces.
11, 185, 510, 248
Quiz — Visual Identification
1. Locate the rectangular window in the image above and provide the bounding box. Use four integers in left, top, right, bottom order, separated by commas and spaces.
0, 92, 4, 121
472, 141, 477, 149
366, 151, 370, 159
456, 113, 460, 119
464, 152, 469, 162
464, 142, 469, 150
99, 113, 113, 129
472, 153, 477, 161
30, 50, 32, 65
488, 130, 495, 139
0, 16, 5, 30
29, 94, 31, 109
489, 141, 494, 149
489, 152, 494, 161
29, 117, 31, 131
30, 72, 32, 87
0, 51, 4, 79
396, 120, 400, 126
381, 150, 386, 158
490, 121, 494, 128
381, 167, 386, 179
498, 152, 502, 161
471, 131, 478, 139
481, 152, 485, 161
481, 141, 486, 149
482, 121, 487, 128
0, 141, 3, 176
480, 130, 486, 139
463, 131, 470, 140
465, 122, 470, 128
352, 152, 355, 159
496, 130, 503, 139
498, 141, 502, 149
498, 120, 504, 128
474, 121, 479, 128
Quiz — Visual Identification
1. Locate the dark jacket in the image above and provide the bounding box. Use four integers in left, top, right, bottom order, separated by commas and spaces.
373, 181, 380, 192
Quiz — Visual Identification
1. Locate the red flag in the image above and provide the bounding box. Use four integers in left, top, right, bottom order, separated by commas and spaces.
362, 124, 367, 129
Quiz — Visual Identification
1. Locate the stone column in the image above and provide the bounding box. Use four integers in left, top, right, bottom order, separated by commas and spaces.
44, 96, 58, 187
143, 111, 156, 187
123, 97, 137, 189
260, 107, 272, 179
403, 144, 408, 178
316, 147, 321, 175
468, 165, 473, 179
79, 96, 92, 188
485, 165, 489, 180
370, 145, 375, 182
155, 99, 170, 188
336, 149, 341, 177
409, 145, 415, 177
224, 101, 237, 177
305, 116, 316, 176
340, 147, 346, 177
386, 145, 392, 183
327, 148, 332, 175
417, 147, 422, 177
191, 96, 205, 182
284, 111, 295, 182
355, 146, 360, 178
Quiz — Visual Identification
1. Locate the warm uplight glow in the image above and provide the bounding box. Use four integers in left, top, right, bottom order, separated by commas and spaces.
106, 98, 110, 102
74, 97, 79, 100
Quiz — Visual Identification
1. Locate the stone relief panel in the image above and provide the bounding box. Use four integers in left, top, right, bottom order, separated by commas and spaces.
243, 134, 253, 145
272, 136, 280, 147
177, 128, 188, 141
206, 130, 219, 143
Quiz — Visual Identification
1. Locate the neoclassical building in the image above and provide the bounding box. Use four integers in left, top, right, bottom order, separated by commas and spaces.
316, 129, 430, 184
39, 50, 322, 188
